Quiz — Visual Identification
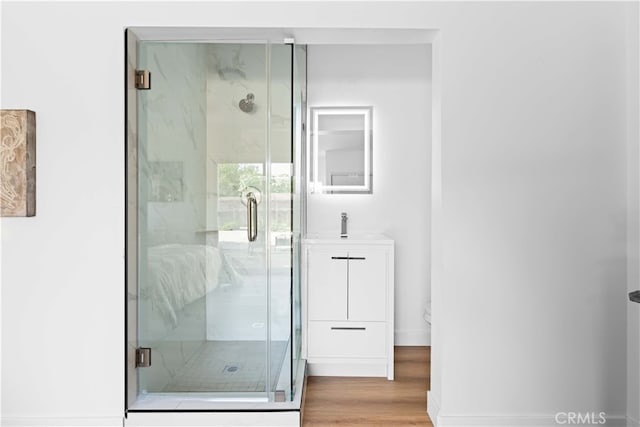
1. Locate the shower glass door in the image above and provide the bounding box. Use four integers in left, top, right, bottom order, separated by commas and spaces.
127, 37, 298, 409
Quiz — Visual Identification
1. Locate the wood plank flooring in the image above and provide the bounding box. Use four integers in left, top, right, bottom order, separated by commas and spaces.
302, 347, 433, 426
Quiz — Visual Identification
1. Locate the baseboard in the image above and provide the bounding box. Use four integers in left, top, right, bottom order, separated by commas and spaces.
427, 391, 628, 427
427, 391, 441, 426
434, 414, 627, 426
1, 417, 123, 426
395, 328, 430, 345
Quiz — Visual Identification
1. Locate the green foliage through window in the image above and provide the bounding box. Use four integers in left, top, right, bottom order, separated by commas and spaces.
218, 163, 291, 195
218, 163, 263, 196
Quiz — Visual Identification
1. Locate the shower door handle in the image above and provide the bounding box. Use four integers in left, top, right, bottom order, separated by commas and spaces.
246, 192, 258, 242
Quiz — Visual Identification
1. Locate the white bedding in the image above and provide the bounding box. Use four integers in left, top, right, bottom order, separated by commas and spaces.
142, 244, 238, 328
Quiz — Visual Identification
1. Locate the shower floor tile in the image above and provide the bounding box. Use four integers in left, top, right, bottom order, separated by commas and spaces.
163, 340, 287, 393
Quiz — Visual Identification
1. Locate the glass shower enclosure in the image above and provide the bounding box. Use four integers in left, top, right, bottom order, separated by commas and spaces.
125, 30, 306, 411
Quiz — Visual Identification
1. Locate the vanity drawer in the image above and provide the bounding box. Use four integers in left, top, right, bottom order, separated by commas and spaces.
308, 321, 386, 358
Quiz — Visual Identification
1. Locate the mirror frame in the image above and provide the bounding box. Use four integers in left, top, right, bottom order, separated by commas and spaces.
308, 106, 373, 194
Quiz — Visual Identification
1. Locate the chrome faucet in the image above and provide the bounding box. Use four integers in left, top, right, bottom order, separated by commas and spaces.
341, 212, 348, 238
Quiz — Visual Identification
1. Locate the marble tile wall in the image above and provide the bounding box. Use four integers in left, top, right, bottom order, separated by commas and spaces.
204, 44, 292, 342
139, 42, 208, 247
136, 42, 208, 393
132, 41, 294, 395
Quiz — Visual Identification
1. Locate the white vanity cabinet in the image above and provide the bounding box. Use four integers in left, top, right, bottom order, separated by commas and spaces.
302, 235, 394, 380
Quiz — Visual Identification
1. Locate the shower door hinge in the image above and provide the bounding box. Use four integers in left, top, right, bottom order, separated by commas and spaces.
135, 70, 151, 90
135, 347, 152, 367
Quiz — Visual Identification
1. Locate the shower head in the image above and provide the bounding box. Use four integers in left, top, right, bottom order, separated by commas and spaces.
239, 93, 255, 113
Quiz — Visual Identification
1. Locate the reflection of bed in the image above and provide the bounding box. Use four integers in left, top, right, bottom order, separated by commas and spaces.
142, 244, 239, 328
138, 244, 243, 392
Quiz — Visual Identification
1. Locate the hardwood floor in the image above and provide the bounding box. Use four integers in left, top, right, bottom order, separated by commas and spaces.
302, 347, 433, 426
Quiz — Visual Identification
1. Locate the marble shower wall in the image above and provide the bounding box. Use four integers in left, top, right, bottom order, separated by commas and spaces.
139, 42, 208, 247
205, 43, 268, 234
204, 43, 292, 232
137, 42, 208, 392
204, 44, 292, 342
134, 42, 293, 392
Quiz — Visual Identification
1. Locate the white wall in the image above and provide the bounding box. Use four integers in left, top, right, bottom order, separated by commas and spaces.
434, 3, 637, 425
1, 3, 126, 423
433, 3, 630, 423
0, 2, 636, 426
306, 44, 432, 345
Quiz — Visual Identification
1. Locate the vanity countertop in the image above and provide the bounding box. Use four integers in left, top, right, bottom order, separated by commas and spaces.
303, 233, 394, 244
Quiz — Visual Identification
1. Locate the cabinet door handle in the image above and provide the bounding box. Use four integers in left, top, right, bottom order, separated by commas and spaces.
330, 327, 366, 331
347, 257, 366, 260
331, 256, 349, 260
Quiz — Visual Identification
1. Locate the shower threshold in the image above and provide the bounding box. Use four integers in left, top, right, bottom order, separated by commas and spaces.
129, 393, 270, 409
125, 361, 306, 427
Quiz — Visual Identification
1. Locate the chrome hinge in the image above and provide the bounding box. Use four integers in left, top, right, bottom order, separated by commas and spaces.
135, 347, 151, 367
135, 70, 151, 90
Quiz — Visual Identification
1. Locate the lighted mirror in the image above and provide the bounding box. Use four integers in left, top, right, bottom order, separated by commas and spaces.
309, 106, 372, 194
